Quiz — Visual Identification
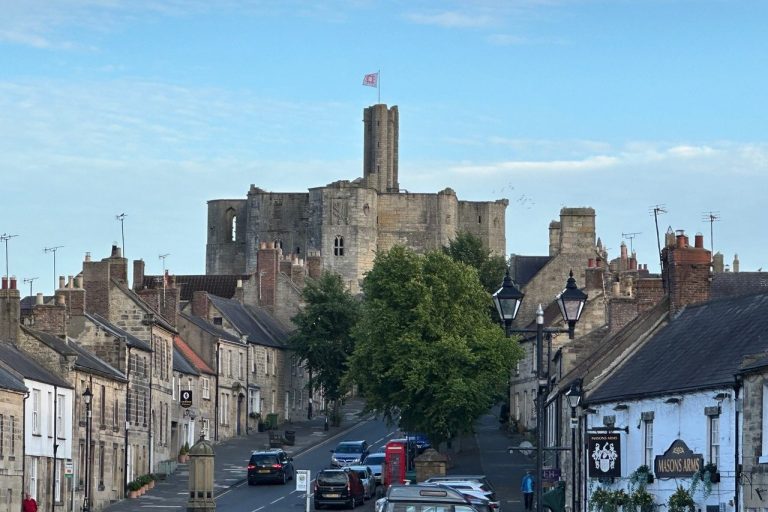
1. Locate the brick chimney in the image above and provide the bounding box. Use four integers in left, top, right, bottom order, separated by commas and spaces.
257, 241, 280, 309
0, 276, 21, 343
58, 274, 86, 317
83, 255, 111, 319
191, 291, 209, 319
107, 245, 128, 283
31, 292, 68, 337
662, 230, 711, 315
133, 259, 145, 291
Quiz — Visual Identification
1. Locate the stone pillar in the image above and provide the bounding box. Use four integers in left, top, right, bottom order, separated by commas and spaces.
414, 448, 448, 483
187, 435, 216, 511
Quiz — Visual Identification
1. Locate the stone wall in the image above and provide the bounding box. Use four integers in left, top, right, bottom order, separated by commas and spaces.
0, 388, 24, 511
206, 199, 247, 275
741, 371, 768, 511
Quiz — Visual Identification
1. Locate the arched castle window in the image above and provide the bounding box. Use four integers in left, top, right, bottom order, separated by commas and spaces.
225, 208, 237, 242
334, 236, 344, 256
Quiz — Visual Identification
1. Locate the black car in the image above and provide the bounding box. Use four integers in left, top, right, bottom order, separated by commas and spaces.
247, 449, 294, 485
314, 468, 365, 509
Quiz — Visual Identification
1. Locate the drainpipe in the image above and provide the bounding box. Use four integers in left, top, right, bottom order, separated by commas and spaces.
734, 375, 743, 512
245, 337, 249, 433
148, 333, 154, 473
51, 384, 58, 512
23, 390, 30, 504
124, 344, 131, 495
215, 340, 220, 442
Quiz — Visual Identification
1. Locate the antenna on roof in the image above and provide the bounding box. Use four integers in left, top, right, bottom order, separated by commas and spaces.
621, 232, 641, 254
23, 277, 38, 298
701, 211, 720, 259
44, 245, 64, 292
649, 205, 667, 271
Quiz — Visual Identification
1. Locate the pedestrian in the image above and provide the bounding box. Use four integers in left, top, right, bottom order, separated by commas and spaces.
23, 493, 38, 512
521, 470, 535, 511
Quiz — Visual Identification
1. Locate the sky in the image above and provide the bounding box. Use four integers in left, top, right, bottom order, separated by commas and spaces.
2, 0, 767, 296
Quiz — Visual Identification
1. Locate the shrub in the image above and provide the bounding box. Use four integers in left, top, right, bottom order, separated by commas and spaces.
128, 480, 142, 492
668, 486, 695, 512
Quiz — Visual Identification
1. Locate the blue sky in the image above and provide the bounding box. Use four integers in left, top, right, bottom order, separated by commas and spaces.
2, 0, 766, 296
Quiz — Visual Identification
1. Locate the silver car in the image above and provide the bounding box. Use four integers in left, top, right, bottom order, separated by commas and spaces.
362, 452, 385, 485
348, 465, 376, 499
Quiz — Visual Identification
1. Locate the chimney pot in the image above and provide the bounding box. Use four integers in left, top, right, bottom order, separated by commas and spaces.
75, 275, 83, 288
68, 275, 74, 288
695, 233, 704, 249
85, 252, 91, 262
676, 232, 687, 248
1, 276, 6, 289
10, 276, 16, 290
588, 258, 595, 268
36, 292, 44, 305
58, 276, 66, 289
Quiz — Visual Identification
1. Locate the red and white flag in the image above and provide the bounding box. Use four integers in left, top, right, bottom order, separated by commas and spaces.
362, 72, 378, 87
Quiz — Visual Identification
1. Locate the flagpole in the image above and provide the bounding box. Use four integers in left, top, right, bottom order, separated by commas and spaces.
378, 69, 381, 104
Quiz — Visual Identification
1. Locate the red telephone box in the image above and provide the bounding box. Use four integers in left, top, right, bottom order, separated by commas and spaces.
383, 439, 408, 488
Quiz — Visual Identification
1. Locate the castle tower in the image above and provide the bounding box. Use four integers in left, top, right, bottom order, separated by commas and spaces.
363, 104, 399, 193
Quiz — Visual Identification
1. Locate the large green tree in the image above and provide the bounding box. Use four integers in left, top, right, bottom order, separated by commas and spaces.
443, 231, 507, 293
347, 246, 522, 446
288, 271, 360, 403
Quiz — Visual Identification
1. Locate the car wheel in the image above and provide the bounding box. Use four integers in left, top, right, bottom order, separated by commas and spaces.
347, 496, 355, 509
281, 472, 287, 485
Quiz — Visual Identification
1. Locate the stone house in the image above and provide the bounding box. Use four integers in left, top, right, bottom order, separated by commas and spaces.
74, 247, 176, 475
171, 337, 202, 454
0, 361, 26, 511
173, 335, 216, 444
71, 312, 152, 487
0, 342, 73, 512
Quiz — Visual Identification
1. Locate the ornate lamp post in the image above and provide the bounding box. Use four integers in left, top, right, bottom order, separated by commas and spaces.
82, 387, 93, 512
566, 380, 583, 512
493, 269, 587, 512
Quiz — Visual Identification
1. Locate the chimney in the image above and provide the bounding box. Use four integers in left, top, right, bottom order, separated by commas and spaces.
31, 293, 68, 337
306, 250, 322, 280
191, 291, 209, 319
107, 245, 127, 283
665, 226, 675, 248
83, 257, 111, 319
548, 221, 561, 257
133, 259, 145, 291
0, 278, 21, 342
58, 276, 66, 290
733, 254, 740, 273
584, 264, 604, 291
712, 253, 724, 273
620, 242, 628, 270
36, 293, 44, 305
257, 242, 280, 309
662, 229, 711, 315
234, 278, 244, 304
694, 233, 704, 249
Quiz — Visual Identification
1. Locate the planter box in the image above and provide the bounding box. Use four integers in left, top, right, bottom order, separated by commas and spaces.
711, 472, 720, 484
128, 490, 139, 499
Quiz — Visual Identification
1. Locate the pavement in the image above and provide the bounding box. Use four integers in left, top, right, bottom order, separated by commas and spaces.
104, 399, 529, 511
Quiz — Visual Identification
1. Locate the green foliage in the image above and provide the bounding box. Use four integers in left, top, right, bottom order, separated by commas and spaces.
690, 462, 717, 498
347, 246, 523, 446
628, 465, 654, 490
668, 486, 694, 512
630, 488, 655, 511
289, 271, 360, 402
443, 231, 507, 294
589, 487, 629, 512
180, 442, 189, 455
128, 480, 142, 492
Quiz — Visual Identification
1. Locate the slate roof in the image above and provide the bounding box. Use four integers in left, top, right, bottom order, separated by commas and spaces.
508, 255, 551, 287
711, 272, 768, 300
144, 274, 251, 302
85, 312, 153, 352
0, 342, 72, 388
0, 363, 27, 393
174, 336, 215, 375
179, 312, 241, 344
208, 295, 289, 348
587, 291, 768, 404
173, 341, 200, 376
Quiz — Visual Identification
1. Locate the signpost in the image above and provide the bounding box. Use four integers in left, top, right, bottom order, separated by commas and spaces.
296, 470, 311, 511
64, 461, 74, 478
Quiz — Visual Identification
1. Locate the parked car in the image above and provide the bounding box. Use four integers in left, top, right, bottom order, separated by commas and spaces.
428, 480, 498, 504
330, 440, 369, 467
348, 465, 376, 499
406, 433, 432, 453
382, 484, 479, 511
458, 489, 501, 511
362, 452, 385, 484
422, 474, 497, 494
247, 449, 294, 485
314, 468, 365, 509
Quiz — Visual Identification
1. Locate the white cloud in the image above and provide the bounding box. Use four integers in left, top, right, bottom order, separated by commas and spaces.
405, 10, 496, 28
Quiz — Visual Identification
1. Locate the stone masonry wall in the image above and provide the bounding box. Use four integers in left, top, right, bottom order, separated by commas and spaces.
0, 388, 24, 512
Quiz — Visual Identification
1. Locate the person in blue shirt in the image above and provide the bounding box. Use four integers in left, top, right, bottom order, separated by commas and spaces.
521, 470, 535, 511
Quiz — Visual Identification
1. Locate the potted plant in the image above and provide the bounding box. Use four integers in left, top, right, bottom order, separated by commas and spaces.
589, 487, 611, 512
631, 488, 655, 512
128, 480, 142, 498
630, 465, 654, 486
178, 442, 190, 463
668, 485, 695, 512
146, 473, 156, 490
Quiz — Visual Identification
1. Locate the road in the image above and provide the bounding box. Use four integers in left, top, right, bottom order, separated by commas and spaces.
215, 417, 394, 512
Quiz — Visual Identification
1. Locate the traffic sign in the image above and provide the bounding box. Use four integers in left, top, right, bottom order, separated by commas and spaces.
295, 469, 310, 492
64, 461, 74, 478
180, 390, 193, 408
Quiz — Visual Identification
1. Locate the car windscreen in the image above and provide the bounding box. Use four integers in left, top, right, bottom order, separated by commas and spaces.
318, 472, 349, 485
336, 444, 362, 453
365, 455, 385, 464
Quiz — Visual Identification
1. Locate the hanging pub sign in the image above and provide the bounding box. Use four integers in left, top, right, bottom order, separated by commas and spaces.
654, 439, 703, 478
588, 433, 621, 478
180, 390, 193, 408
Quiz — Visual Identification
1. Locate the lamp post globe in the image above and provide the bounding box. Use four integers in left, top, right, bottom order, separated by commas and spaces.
556, 270, 589, 339
492, 269, 525, 334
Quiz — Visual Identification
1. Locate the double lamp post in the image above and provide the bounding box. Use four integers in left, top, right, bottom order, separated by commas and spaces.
493, 269, 587, 512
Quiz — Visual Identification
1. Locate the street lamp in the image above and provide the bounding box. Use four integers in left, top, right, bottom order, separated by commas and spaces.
493, 269, 587, 512
82, 387, 93, 512
566, 380, 583, 512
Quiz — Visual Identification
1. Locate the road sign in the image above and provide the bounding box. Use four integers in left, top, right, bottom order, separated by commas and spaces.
295, 469, 310, 492
64, 461, 74, 478
180, 390, 193, 408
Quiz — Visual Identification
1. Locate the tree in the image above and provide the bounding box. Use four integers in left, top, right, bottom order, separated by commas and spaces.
443, 231, 507, 294
347, 246, 523, 446
288, 271, 360, 405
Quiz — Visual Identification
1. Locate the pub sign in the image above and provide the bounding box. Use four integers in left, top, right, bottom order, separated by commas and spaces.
180, 389, 193, 408
654, 439, 703, 478
588, 433, 621, 478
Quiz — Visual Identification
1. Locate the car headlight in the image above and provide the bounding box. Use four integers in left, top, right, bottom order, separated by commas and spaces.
331, 456, 339, 464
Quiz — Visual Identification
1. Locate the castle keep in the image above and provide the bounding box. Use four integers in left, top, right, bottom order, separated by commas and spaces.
206, 104, 508, 291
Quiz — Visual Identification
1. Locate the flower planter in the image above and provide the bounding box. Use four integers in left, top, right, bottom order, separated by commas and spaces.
147, 480, 155, 490
128, 490, 139, 499
710, 472, 720, 484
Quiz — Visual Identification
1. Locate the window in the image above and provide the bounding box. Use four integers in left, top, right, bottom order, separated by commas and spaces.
100, 385, 106, 427
32, 389, 41, 435
220, 393, 230, 425
202, 378, 210, 400
201, 419, 210, 439
334, 236, 344, 256
213, 317, 223, 326
0, 414, 4, 457
265, 352, 270, 376
57, 394, 65, 439
709, 415, 720, 467
644, 419, 654, 467
231, 215, 237, 241
10, 416, 15, 454
173, 376, 178, 401
48, 392, 53, 437
99, 442, 105, 489
250, 346, 255, 373
238, 352, 244, 380
55, 458, 63, 501
112, 397, 119, 428
187, 378, 193, 391
228, 350, 233, 377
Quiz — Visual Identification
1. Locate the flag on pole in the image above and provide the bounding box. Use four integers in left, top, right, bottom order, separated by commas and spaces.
362, 72, 379, 87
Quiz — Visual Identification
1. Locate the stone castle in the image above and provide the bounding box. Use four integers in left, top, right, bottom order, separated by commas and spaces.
206, 104, 508, 291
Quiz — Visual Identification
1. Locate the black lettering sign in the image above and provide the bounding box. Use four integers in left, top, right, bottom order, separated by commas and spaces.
654, 439, 703, 478
588, 433, 622, 478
